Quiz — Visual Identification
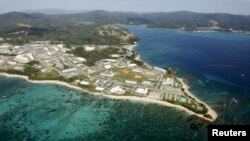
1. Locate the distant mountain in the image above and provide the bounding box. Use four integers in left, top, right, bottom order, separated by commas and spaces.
61, 10, 250, 31
0, 10, 250, 32
21, 8, 88, 15
0, 11, 140, 46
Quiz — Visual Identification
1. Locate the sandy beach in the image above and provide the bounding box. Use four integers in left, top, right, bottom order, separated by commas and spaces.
0, 72, 217, 122
134, 54, 141, 61
127, 43, 142, 62
127, 42, 218, 121
128, 43, 151, 68
119, 49, 218, 121
126, 43, 144, 62
177, 78, 218, 121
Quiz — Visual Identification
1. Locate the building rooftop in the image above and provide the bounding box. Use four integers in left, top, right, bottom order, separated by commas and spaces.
110, 86, 126, 95
135, 88, 148, 95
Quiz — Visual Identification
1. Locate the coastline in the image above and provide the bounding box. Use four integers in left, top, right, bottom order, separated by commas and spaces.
127, 43, 137, 51
176, 78, 218, 121
0, 72, 217, 122
128, 43, 151, 67
127, 43, 218, 121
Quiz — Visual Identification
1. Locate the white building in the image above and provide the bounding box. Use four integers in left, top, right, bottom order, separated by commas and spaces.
105, 59, 116, 62
77, 57, 86, 62
87, 69, 94, 74
57, 44, 64, 48
162, 78, 174, 86
104, 65, 112, 69
80, 80, 90, 86
27, 53, 34, 60
77, 64, 85, 67
47, 51, 52, 56
125, 80, 137, 84
135, 88, 148, 95
14, 54, 30, 63
128, 63, 137, 67
53, 46, 59, 52
110, 54, 121, 58
99, 45, 108, 49
8, 61, 17, 65
154, 67, 166, 74
100, 70, 116, 77
68, 57, 86, 64
85, 46, 95, 51
110, 86, 126, 95
0, 44, 11, 48
95, 87, 104, 91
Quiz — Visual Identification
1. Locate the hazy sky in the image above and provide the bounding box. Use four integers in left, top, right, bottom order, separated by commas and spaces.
1, 0, 250, 15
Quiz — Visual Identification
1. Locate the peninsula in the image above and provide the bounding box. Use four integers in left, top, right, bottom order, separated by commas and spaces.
0, 24, 217, 122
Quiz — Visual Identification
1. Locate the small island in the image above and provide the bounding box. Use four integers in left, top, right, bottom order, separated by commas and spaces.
0, 24, 217, 122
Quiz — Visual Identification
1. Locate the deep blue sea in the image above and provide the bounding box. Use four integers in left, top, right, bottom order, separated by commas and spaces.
1, 25, 250, 141
126, 25, 250, 88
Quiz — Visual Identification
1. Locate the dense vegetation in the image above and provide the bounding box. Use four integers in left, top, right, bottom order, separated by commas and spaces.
58, 10, 250, 31
0, 24, 133, 46
69, 47, 124, 66
0, 11, 250, 46
0, 12, 138, 46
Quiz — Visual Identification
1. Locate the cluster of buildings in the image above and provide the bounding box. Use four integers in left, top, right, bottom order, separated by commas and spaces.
0, 41, 203, 112
0, 44, 33, 71
0, 42, 87, 77
74, 54, 185, 102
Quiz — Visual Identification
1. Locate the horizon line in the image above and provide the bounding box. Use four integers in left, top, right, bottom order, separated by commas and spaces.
0, 9, 250, 16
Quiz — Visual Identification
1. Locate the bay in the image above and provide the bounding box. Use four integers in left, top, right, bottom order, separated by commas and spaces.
1, 25, 250, 141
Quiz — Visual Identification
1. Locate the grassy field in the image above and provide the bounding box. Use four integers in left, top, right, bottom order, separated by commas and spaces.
165, 93, 208, 114
35, 70, 60, 79
112, 67, 148, 82
79, 84, 96, 92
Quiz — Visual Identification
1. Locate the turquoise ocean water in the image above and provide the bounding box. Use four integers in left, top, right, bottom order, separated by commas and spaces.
1, 25, 250, 141
0, 77, 207, 141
